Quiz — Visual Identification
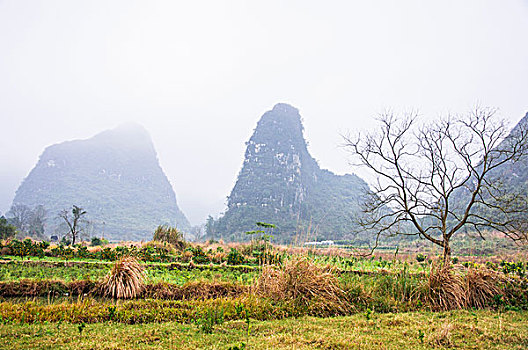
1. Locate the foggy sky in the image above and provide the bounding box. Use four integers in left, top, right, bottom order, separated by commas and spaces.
1, 1, 527, 225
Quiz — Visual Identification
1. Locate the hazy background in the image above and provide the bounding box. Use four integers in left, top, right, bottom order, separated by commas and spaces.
1, 0, 527, 225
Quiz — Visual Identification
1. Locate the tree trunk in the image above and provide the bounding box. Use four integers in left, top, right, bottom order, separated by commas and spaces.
72, 231, 76, 246
442, 241, 451, 266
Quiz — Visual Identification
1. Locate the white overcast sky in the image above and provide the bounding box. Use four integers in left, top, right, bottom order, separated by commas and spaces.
1, 1, 527, 225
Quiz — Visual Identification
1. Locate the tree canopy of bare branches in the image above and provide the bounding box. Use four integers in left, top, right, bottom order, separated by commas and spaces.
7, 203, 32, 234
59, 205, 87, 245
7, 203, 47, 239
344, 107, 528, 263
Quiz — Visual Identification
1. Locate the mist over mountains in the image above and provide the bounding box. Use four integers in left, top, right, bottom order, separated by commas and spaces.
8, 107, 528, 244
12, 123, 190, 241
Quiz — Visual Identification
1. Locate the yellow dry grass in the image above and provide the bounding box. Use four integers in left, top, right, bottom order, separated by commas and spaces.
253, 256, 349, 316
100, 255, 145, 299
424, 263, 504, 311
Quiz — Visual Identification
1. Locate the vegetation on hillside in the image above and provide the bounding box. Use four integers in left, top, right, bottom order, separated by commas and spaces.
11, 123, 190, 241
213, 104, 368, 243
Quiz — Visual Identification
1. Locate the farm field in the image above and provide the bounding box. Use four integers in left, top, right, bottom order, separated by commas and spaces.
0, 236, 527, 349
1, 310, 527, 350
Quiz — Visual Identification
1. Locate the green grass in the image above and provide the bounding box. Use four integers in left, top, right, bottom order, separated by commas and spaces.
0, 263, 258, 285
0, 310, 526, 349
0, 255, 107, 263
145, 266, 257, 285
0, 264, 110, 282
1, 247, 527, 349
0, 296, 287, 324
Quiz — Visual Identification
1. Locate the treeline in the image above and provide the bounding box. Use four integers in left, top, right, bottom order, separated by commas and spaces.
1, 203, 47, 240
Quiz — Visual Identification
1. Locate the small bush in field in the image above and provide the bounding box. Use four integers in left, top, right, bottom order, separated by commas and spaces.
91, 237, 105, 246
153, 225, 186, 250
191, 246, 210, 264
416, 254, 426, 263
6, 239, 46, 259
227, 248, 244, 265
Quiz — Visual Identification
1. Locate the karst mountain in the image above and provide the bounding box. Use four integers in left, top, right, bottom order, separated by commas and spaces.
213, 103, 368, 243
12, 123, 190, 241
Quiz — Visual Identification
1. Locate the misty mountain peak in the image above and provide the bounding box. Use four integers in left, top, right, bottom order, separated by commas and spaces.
272, 103, 299, 114
89, 122, 153, 151
101, 122, 149, 138
13, 124, 189, 241
214, 104, 367, 242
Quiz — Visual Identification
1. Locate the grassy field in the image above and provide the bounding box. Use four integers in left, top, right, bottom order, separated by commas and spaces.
0, 238, 527, 349
0, 310, 526, 349
0, 261, 257, 285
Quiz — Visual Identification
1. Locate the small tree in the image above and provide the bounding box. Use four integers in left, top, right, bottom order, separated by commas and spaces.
27, 205, 47, 239
7, 203, 32, 234
7, 204, 47, 239
246, 222, 275, 264
205, 215, 215, 240
59, 205, 87, 245
344, 108, 528, 264
0, 216, 17, 240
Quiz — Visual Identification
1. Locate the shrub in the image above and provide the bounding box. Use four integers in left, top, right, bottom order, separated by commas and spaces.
227, 248, 245, 265
153, 225, 186, 250
99, 247, 116, 261
100, 256, 145, 299
91, 237, 105, 246
500, 261, 526, 277
6, 239, 46, 259
416, 253, 426, 263
191, 246, 210, 264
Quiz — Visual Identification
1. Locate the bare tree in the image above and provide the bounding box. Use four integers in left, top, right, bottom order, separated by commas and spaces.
7, 203, 32, 233
28, 205, 47, 239
344, 108, 528, 264
7, 204, 48, 239
59, 205, 87, 245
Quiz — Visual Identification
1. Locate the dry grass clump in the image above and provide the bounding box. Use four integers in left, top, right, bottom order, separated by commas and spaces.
425, 264, 466, 311
465, 266, 502, 309
101, 256, 145, 299
424, 263, 504, 311
152, 225, 186, 250
181, 250, 193, 263
253, 256, 349, 315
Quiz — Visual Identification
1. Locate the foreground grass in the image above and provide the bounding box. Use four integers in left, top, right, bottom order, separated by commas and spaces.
0, 310, 526, 349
